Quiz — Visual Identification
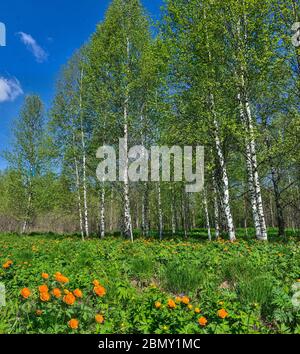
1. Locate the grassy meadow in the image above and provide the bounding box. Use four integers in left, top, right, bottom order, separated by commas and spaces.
0, 230, 299, 334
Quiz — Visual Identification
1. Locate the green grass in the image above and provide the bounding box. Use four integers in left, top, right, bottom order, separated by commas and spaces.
0, 231, 299, 334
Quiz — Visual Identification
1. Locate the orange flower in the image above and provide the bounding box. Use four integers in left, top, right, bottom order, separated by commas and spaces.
55, 272, 62, 278
60, 276, 69, 283
175, 296, 182, 303
52, 288, 62, 298
94, 285, 106, 297
194, 307, 201, 314
68, 319, 79, 330
55, 272, 69, 283
42, 273, 49, 279
56, 275, 69, 283
3, 260, 13, 269
198, 316, 208, 327
63, 293, 76, 305
188, 304, 193, 310
20, 288, 31, 299
217, 308, 229, 319
40, 292, 51, 302
36, 310, 43, 316
154, 301, 162, 309
73, 288, 83, 298
95, 314, 105, 324
93, 280, 100, 286
167, 299, 176, 309
38, 285, 49, 293
181, 296, 190, 305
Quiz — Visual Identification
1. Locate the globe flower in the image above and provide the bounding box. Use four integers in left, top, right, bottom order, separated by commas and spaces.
73, 288, 83, 298
55, 272, 62, 279
93, 280, 100, 286
188, 304, 193, 310
3, 260, 13, 269
217, 308, 229, 319
42, 273, 49, 279
95, 314, 105, 324
55, 272, 69, 283
38, 285, 49, 293
154, 301, 162, 309
181, 296, 190, 305
194, 307, 201, 314
63, 293, 76, 305
40, 292, 51, 302
52, 288, 61, 298
198, 317, 208, 327
175, 296, 182, 303
167, 299, 176, 309
68, 319, 79, 329
60, 276, 69, 283
36, 310, 43, 316
94, 285, 106, 297
20, 288, 31, 299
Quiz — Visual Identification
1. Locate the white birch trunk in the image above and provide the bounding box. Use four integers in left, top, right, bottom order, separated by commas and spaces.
158, 182, 163, 240
171, 203, 176, 236
99, 184, 105, 239
22, 187, 32, 234
110, 190, 114, 233
181, 189, 188, 238
203, 8, 236, 241
237, 70, 268, 240
170, 185, 176, 236
123, 37, 133, 241
238, 92, 262, 239
74, 156, 84, 241
203, 189, 211, 241
140, 109, 147, 237
141, 194, 145, 236
269, 193, 275, 228
79, 69, 89, 238
245, 98, 268, 240
123, 102, 133, 241
210, 96, 236, 241
143, 183, 149, 237
212, 177, 220, 240
237, 9, 267, 241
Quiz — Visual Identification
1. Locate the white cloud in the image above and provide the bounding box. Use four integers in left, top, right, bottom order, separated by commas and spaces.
17, 32, 48, 63
0, 77, 23, 103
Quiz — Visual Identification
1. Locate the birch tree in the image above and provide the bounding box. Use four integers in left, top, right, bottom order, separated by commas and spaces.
5, 96, 46, 233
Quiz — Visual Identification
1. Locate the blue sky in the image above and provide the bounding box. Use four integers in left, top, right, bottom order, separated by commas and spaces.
0, 0, 163, 170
